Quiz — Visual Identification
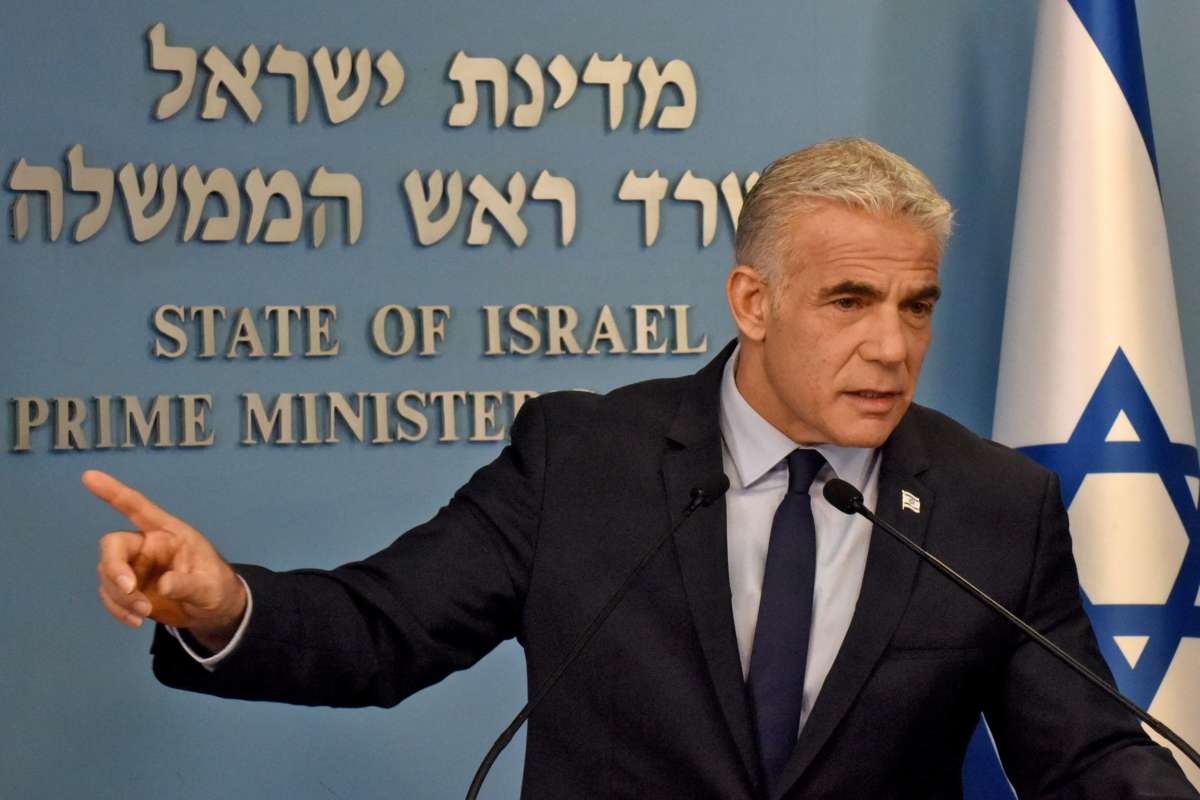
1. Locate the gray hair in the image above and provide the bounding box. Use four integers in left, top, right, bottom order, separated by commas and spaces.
734, 138, 954, 290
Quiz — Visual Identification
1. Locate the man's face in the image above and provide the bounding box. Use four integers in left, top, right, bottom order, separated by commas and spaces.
731, 203, 941, 447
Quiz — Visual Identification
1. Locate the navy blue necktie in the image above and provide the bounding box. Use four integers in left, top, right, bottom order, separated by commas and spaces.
748, 448, 825, 790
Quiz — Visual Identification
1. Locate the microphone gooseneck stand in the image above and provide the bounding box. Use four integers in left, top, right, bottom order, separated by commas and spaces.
822, 477, 1200, 772
464, 475, 730, 800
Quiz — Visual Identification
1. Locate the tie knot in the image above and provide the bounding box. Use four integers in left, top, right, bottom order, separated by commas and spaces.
786, 449, 825, 494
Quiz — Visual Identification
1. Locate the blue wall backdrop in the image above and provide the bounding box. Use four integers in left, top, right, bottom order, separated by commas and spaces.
2, 2, 1197, 797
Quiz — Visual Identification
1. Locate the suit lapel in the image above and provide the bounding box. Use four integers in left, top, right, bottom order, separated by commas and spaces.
771, 410, 935, 800
661, 341, 764, 795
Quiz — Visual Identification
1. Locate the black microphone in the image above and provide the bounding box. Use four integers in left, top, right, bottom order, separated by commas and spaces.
465, 474, 731, 799
822, 477, 1200, 771
822, 477, 863, 514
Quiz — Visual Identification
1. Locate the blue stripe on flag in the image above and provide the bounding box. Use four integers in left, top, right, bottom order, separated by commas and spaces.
963, 720, 1016, 799
1066, 0, 1159, 178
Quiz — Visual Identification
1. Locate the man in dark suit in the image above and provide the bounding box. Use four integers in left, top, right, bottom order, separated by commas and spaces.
91, 139, 1197, 798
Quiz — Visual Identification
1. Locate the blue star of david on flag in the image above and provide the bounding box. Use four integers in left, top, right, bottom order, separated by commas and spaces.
1020, 349, 1200, 708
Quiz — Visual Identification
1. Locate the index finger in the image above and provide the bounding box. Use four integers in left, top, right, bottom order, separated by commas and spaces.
82, 470, 179, 532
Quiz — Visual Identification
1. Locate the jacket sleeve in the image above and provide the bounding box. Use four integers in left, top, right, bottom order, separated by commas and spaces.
149, 395, 548, 708
983, 470, 1197, 798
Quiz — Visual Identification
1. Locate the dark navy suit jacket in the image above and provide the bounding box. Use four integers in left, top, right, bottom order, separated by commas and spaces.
151, 343, 1195, 798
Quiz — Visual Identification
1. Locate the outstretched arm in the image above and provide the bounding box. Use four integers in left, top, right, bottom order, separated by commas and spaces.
86, 395, 548, 709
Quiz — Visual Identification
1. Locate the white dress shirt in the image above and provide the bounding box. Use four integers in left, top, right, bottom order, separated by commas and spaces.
719, 347, 880, 731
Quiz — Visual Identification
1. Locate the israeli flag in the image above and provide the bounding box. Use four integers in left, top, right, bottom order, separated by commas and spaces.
980, 0, 1200, 792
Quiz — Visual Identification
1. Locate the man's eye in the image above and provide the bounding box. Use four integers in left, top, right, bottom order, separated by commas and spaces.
907, 301, 934, 317
833, 297, 862, 310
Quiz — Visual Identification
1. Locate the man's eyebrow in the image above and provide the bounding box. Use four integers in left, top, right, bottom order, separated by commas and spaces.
817, 281, 942, 303
818, 281, 884, 300
906, 284, 942, 303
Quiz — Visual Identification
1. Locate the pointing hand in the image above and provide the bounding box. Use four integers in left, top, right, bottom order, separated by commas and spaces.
85, 470, 247, 652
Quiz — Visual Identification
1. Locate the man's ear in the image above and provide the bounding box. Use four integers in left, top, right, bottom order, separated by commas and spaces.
726, 265, 770, 342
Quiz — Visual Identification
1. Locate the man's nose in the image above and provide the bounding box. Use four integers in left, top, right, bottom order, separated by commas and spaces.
859, 308, 907, 364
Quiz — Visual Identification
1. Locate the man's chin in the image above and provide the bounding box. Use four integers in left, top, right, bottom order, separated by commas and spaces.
829, 432, 890, 449
827, 413, 906, 449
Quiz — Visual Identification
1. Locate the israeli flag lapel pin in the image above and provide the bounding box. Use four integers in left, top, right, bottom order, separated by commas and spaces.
901, 490, 921, 514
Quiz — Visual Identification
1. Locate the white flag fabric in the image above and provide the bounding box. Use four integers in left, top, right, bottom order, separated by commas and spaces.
992, 0, 1199, 788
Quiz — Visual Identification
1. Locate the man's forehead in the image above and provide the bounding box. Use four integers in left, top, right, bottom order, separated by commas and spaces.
804, 256, 941, 286
781, 205, 942, 269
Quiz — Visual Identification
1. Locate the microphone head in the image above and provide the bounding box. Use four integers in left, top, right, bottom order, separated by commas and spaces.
823, 478, 863, 514
690, 475, 731, 507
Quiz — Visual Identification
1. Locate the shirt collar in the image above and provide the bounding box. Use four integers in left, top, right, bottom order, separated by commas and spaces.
718, 344, 877, 488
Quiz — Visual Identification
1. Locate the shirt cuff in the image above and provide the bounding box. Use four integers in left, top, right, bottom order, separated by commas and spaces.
166, 574, 253, 671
